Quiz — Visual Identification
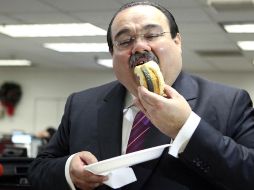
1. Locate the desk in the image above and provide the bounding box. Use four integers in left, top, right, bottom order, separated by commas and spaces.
0, 158, 33, 190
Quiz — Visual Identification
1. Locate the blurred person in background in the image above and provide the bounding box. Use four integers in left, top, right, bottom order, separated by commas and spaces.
35, 127, 56, 143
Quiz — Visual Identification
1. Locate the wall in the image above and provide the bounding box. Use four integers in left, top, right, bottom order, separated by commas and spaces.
0, 68, 253, 134
195, 72, 254, 101
0, 68, 115, 134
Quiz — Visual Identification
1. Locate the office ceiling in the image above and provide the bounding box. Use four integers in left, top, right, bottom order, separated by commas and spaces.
0, 0, 254, 72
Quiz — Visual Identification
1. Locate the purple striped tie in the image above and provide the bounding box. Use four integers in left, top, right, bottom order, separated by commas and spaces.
126, 111, 151, 153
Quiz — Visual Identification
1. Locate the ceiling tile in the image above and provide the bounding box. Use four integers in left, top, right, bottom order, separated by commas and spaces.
0, 0, 55, 13
0, 0, 252, 72
41, 0, 122, 11
0, 14, 19, 24
205, 57, 254, 71
172, 8, 211, 22
12, 12, 78, 24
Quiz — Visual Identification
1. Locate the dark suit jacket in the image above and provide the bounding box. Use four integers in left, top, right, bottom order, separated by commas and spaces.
28, 72, 254, 190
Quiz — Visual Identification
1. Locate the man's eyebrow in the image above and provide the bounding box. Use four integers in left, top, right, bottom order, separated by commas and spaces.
143, 24, 162, 31
114, 28, 131, 40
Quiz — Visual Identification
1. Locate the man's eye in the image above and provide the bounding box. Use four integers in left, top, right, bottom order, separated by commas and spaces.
145, 33, 160, 40
118, 38, 132, 46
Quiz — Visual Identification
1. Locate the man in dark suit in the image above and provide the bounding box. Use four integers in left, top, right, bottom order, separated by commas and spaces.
28, 1, 254, 190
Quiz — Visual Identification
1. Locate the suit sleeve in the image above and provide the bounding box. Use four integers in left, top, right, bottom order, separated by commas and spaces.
179, 90, 254, 190
28, 93, 74, 190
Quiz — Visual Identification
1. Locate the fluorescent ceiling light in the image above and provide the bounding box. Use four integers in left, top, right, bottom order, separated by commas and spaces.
237, 41, 254, 51
44, 43, 108, 52
0, 60, 31, 66
0, 23, 106, 37
97, 59, 113, 68
224, 23, 254, 33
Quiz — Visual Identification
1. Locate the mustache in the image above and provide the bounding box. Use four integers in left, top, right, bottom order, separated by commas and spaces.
129, 51, 159, 68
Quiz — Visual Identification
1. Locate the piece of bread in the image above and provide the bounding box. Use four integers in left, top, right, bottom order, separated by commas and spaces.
134, 61, 165, 95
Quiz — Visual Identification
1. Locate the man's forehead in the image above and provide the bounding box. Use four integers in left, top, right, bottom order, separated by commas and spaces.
111, 5, 168, 36
113, 5, 166, 23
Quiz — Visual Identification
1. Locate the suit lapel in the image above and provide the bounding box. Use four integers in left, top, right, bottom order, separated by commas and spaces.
172, 71, 198, 109
97, 81, 126, 161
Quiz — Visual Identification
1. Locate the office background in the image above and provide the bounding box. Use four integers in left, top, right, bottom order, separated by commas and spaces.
0, 0, 254, 134
0, 69, 253, 133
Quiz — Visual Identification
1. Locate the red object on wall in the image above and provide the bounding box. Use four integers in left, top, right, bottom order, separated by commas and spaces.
0, 164, 3, 176
2, 102, 15, 116
0, 82, 22, 117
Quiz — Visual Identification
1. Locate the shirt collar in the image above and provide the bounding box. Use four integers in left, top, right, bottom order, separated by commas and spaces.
124, 91, 134, 109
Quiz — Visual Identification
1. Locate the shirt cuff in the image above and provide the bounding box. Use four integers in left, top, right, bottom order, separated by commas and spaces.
168, 111, 200, 158
65, 154, 76, 190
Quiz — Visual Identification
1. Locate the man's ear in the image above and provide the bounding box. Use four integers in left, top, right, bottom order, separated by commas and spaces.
174, 33, 181, 45
173, 33, 182, 54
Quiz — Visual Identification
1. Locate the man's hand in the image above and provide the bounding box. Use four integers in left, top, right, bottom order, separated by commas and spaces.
69, 151, 108, 190
135, 85, 192, 138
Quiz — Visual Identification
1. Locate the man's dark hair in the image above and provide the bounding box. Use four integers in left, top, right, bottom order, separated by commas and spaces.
107, 1, 179, 54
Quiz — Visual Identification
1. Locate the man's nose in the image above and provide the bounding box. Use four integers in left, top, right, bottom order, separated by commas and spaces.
131, 37, 151, 54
